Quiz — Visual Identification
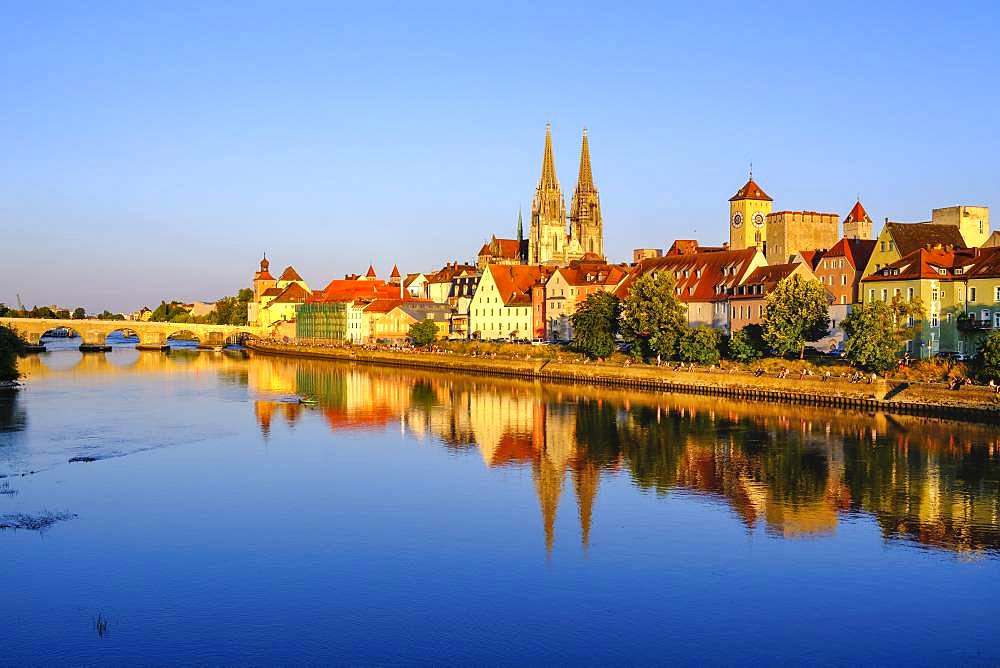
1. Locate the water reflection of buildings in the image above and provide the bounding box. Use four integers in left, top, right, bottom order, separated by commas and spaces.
246, 355, 1000, 557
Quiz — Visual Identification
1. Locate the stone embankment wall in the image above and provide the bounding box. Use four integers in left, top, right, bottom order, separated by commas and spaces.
246, 341, 1000, 422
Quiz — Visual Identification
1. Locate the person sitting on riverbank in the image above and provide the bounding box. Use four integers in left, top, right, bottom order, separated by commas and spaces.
867, 372, 878, 385
822, 371, 832, 382
777, 367, 789, 379
753, 367, 765, 377
989, 379, 1000, 394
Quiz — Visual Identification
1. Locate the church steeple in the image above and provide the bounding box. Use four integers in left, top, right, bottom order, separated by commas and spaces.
577, 128, 593, 191
540, 122, 559, 190
569, 128, 604, 260
529, 123, 567, 265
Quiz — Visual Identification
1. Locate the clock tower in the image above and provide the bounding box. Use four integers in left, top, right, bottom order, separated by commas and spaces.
728, 174, 773, 253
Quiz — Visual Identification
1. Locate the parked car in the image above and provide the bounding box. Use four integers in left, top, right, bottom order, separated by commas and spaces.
935, 351, 966, 363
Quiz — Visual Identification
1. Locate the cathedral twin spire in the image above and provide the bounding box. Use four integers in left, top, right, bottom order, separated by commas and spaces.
528, 123, 604, 265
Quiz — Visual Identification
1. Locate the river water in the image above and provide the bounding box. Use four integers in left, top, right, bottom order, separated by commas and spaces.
3, 342, 1000, 664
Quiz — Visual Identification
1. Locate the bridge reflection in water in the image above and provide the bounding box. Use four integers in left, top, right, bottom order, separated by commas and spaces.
243, 355, 1000, 558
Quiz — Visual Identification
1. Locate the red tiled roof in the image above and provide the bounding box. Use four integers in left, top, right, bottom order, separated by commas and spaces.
270, 282, 311, 303
861, 246, 987, 282
729, 178, 773, 202
966, 246, 1000, 277
311, 278, 401, 303
552, 262, 629, 288
488, 264, 554, 306
390, 264, 401, 278
428, 263, 478, 284
261, 287, 283, 297
478, 237, 523, 260
615, 248, 761, 301
278, 266, 304, 282
666, 240, 700, 256
254, 270, 275, 281
797, 250, 820, 269
845, 200, 871, 225
819, 238, 877, 270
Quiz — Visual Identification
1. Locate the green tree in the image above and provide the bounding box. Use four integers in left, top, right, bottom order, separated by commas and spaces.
409, 320, 439, 347
842, 297, 924, 373
726, 324, 766, 363
678, 326, 722, 365
571, 292, 620, 359
762, 275, 831, 359
619, 271, 687, 360
72, 307, 86, 319
972, 329, 1000, 382
0, 324, 26, 382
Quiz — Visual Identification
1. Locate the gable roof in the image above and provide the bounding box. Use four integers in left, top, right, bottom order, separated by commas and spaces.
270, 282, 311, 304
487, 265, 553, 306
551, 262, 629, 288
962, 246, 1000, 278
478, 237, 524, 260
278, 266, 304, 282
390, 264, 401, 278
365, 265, 377, 278
614, 248, 762, 302
261, 286, 283, 298
427, 262, 479, 284
729, 178, 773, 202
884, 222, 966, 256
819, 238, 877, 270
861, 246, 985, 282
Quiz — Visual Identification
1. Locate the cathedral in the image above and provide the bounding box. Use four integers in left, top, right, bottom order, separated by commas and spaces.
528, 124, 605, 265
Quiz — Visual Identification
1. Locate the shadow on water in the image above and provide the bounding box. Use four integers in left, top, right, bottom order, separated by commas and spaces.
0, 391, 26, 433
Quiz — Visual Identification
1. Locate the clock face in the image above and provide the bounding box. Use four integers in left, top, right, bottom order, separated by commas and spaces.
732, 213, 743, 228
752, 212, 765, 228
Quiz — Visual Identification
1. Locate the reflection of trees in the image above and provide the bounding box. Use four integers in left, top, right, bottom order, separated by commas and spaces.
0, 393, 27, 433
243, 354, 1000, 555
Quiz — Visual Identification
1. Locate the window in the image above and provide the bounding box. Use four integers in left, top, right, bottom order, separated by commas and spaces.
946, 313, 952, 324
995, 312, 1000, 328
881, 289, 888, 302
907, 287, 914, 301
894, 288, 901, 298
970, 287, 977, 302
995, 286, 1000, 302
869, 289, 876, 302
932, 288, 938, 302
840, 295, 846, 305
841, 274, 847, 286
880, 241, 887, 252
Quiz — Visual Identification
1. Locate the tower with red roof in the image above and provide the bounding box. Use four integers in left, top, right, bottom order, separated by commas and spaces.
843, 199, 874, 240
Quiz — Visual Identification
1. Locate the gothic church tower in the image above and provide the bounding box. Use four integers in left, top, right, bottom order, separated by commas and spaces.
529, 123, 567, 265
569, 129, 604, 260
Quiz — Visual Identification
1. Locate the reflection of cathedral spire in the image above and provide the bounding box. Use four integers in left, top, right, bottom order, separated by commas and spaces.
573, 462, 599, 548
533, 453, 564, 557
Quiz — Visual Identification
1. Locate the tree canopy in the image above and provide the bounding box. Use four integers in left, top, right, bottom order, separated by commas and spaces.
619, 271, 687, 360
678, 326, 722, 365
409, 320, 439, 347
726, 324, 766, 363
841, 297, 924, 372
972, 330, 1000, 382
0, 324, 26, 382
762, 275, 830, 358
571, 292, 620, 359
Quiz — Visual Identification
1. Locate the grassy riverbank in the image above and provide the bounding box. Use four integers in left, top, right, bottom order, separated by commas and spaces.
246, 340, 1000, 421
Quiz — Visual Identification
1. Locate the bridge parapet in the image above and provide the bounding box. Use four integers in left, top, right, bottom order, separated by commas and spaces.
0, 317, 267, 352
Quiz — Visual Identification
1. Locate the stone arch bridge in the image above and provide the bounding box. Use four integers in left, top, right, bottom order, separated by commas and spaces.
0, 317, 268, 351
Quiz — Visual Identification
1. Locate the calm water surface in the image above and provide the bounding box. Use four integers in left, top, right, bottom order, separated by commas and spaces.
3, 343, 1000, 664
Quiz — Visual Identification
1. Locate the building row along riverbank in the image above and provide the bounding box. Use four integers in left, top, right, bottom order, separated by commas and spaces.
245, 340, 1000, 423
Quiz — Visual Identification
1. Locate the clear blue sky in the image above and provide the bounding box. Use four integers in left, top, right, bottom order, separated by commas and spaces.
2, 1, 998, 312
